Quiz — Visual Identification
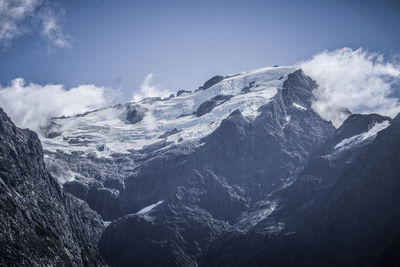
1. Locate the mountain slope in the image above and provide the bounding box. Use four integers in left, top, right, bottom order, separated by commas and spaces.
0, 108, 105, 266
201, 113, 400, 267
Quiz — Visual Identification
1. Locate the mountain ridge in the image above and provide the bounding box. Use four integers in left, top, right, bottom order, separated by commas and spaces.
0, 107, 105, 266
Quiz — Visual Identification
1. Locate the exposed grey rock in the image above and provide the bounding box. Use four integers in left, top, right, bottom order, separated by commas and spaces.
201, 112, 400, 267
195, 94, 233, 117
99, 201, 228, 267
240, 81, 256, 94
177, 90, 192, 96
164, 93, 175, 100
40, 121, 62, 138
197, 75, 224, 91
125, 104, 147, 124
0, 108, 105, 266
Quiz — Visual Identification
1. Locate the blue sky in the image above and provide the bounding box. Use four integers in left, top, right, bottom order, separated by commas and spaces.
0, 0, 400, 101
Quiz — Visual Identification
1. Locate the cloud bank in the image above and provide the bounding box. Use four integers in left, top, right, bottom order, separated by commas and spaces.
0, 0, 71, 49
0, 78, 117, 133
302, 47, 400, 127
132, 73, 172, 102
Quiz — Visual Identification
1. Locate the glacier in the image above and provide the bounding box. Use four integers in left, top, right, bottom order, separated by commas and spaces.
41, 66, 295, 159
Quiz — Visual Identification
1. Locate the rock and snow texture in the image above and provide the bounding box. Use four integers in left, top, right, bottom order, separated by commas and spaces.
41, 67, 295, 157
66, 68, 336, 266
136, 200, 164, 215
334, 120, 390, 149
3, 64, 400, 267
201, 112, 400, 267
292, 102, 307, 110
0, 108, 105, 266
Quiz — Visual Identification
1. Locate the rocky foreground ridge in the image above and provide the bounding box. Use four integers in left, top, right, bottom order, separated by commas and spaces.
0, 108, 105, 266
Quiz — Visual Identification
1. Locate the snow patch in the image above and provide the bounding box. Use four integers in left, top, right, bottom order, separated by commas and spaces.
292, 103, 307, 110
335, 120, 391, 150
136, 200, 164, 215
235, 201, 277, 232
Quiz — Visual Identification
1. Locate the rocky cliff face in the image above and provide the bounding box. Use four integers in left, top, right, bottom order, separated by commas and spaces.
0, 108, 105, 266
201, 113, 400, 267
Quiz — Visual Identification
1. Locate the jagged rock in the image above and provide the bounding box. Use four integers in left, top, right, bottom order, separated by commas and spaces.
0, 108, 105, 266
177, 90, 192, 96
99, 201, 228, 267
202, 112, 400, 267
195, 95, 233, 117
281, 69, 316, 108
63, 180, 90, 200
64, 181, 122, 221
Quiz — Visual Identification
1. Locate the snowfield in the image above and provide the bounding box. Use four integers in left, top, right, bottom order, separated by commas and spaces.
41, 66, 295, 157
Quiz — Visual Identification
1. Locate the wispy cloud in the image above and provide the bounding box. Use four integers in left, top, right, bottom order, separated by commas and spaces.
132, 73, 172, 102
0, 0, 71, 50
301, 47, 400, 127
0, 78, 118, 133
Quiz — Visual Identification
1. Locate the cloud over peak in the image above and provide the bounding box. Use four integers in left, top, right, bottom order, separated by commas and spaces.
0, 78, 117, 133
302, 47, 400, 127
132, 73, 172, 102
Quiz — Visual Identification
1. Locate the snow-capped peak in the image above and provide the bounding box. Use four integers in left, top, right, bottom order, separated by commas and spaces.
41, 66, 296, 157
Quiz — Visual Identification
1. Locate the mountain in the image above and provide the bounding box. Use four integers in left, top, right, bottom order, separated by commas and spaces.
0, 108, 105, 266
1, 66, 400, 266
202, 113, 399, 266
95, 69, 336, 266
40, 67, 336, 265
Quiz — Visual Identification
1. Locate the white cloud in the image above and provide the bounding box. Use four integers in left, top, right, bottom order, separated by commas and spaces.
301, 47, 400, 127
0, 78, 117, 133
0, 0, 71, 49
132, 73, 172, 102
39, 9, 71, 49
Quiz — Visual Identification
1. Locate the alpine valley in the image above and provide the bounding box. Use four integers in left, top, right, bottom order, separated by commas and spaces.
1, 66, 400, 266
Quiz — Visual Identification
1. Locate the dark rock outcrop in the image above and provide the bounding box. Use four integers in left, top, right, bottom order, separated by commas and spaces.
0, 108, 105, 266
195, 94, 233, 117
177, 90, 191, 96
125, 104, 147, 124
99, 201, 228, 267
240, 81, 256, 94
197, 75, 224, 91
